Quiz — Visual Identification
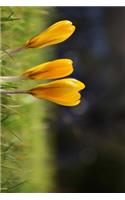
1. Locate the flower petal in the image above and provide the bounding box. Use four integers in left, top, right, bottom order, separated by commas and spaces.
22, 59, 73, 80
29, 78, 85, 106
25, 20, 76, 48
43, 92, 81, 105
32, 78, 85, 91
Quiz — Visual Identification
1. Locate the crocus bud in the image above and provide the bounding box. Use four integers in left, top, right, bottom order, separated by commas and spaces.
22, 59, 74, 80
25, 20, 76, 48
29, 78, 85, 106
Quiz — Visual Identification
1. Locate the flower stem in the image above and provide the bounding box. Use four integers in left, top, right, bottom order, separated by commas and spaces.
0, 89, 28, 95
1, 46, 25, 58
7, 46, 25, 56
0, 76, 24, 83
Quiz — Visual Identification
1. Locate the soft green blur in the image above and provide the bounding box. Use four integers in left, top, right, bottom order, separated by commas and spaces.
1, 7, 56, 192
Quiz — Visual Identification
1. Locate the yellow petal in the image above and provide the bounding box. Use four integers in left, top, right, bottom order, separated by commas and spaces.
22, 59, 73, 80
29, 78, 85, 106
42, 92, 81, 106
33, 78, 85, 91
25, 20, 76, 48
45, 98, 81, 106
55, 100, 81, 106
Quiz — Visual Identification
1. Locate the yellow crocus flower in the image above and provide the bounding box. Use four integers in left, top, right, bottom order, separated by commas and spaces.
25, 20, 76, 48
22, 59, 73, 80
28, 78, 85, 106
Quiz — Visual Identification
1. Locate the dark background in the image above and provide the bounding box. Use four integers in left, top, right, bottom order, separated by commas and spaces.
50, 7, 125, 193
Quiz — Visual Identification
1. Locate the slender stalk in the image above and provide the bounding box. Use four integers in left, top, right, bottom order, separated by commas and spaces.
6, 46, 26, 56
0, 89, 28, 95
0, 76, 24, 83
1, 46, 26, 58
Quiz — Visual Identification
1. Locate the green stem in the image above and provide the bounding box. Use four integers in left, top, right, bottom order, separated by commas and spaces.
0, 76, 24, 83
7, 46, 25, 56
0, 89, 28, 94
1, 46, 25, 58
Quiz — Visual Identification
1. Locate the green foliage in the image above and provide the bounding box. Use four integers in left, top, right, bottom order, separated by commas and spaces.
1, 7, 55, 192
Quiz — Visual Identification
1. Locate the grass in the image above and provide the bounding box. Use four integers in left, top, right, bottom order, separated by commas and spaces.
1, 7, 56, 192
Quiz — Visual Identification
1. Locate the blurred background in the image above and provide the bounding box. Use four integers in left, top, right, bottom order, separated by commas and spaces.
1, 7, 125, 193
52, 7, 125, 193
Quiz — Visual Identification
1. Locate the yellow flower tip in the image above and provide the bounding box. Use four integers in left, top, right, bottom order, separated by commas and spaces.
62, 78, 85, 91
24, 20, 76, 49
28, 78, 85, 107
22, 59, 74, 80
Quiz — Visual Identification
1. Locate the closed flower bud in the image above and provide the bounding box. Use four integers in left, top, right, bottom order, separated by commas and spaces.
22, 59, 74, 80
25, 20, 76, 48
29, 78, 85, 106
